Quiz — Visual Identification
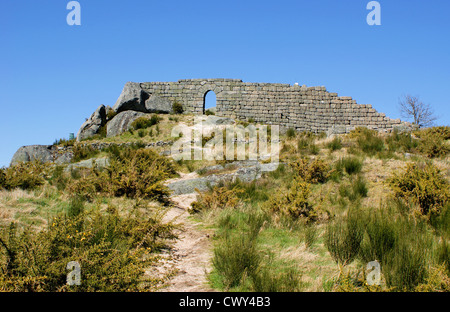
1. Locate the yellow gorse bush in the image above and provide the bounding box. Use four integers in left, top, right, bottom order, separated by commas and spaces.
0, 206, 176, 292
290, 157, 330, 184
264, 178, 316, 222
387, 162, 450, 218
189, 185, 243, 214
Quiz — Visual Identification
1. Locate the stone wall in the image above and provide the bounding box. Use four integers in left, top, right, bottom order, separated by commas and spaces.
120, 79, 408, 134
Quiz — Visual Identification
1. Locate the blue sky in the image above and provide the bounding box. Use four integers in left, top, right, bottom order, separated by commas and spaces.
1, 0, 449, 167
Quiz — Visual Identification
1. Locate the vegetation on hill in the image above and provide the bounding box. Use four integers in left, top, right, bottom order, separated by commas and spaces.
0, 145, 178, 291
190, 125, 450, 292
1, 115, 449, 292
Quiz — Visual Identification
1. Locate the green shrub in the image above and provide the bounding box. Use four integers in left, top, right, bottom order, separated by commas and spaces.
189, 185, 242, 214
107, 148, 176, 203
72, 144, 99, 163
67, 196, 85, 218
286, 128, 296, 139
436, 239, 450, 273
48, 166, 69, 191
337, 176, 367, 203
304, 224, 319, 248
0, 169, 6, 189
386, 130, 418, 153
106, 109, 117, 121
357, 204, 436, 291
2, 161, 49, 191
336, 157, 363, 175
296, 132, 319, 155
212, 227, 261, 288
172, 101, 184, 114
0, 207, 175, 291
387, 162, 449, 218
297, 137, 310, 150
352, 175, 368, 199
383, 236, 429, 291
324, 209, 364, 267
290, 158, 329, 184
359, 208, 398, 265
225, 179, 270, 204
308, 143, 319, 155
264, 179, 316, 222
137, 129, 146, 138
130, 115, 161, 130
66, 171, 105, 202
414, 126, 450, 141
251, 264, 303, 292
414, 265, 450, 292
67, 148, 176, 204
430, 203, 450, 237
96, 124, 107, 139
338, 176, 368, 202
205, 109, 215, 116
327, 136, 343, 151
418, 135, 450, 158
53, 138, 76, 147
350, 127, 385, 155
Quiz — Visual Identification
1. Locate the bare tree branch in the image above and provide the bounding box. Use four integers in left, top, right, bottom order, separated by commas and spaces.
398, 94, 437, 128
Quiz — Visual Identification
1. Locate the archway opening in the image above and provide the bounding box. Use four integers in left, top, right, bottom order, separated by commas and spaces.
203, 90, 216, 114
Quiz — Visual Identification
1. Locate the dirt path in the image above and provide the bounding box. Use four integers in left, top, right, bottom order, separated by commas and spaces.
157, 192, 215, 292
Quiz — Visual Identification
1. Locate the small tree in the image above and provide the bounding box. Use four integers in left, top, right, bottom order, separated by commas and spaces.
398, 94, 437, 128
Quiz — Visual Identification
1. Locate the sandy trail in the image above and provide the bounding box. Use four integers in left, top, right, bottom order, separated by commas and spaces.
157, 191, 215, 292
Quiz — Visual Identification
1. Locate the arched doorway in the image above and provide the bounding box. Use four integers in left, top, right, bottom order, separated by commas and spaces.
203, 90, 216, 114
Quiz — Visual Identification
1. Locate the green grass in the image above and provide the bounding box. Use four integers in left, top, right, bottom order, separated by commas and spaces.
327, 137, 343, 152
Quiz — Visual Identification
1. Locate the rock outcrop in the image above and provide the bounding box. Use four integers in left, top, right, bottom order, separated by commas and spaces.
10, 145, 54, 166
145, 94, 173, 113
64, 157, 110, 172
112, 82, 149, 114
76, 104, 107, 141
166, 160, 280, 195
106, 111, 147, 137
10, 145, 74, 166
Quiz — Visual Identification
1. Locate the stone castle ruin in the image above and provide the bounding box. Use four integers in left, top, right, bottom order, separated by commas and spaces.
11, 78, 413, 166
86, 78, 409, 140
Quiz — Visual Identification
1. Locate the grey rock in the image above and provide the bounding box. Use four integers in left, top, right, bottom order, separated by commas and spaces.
260, 162, 281, 172
76, 104, 107, 141
393, 123, 418, 133
106, 111, 147, 137
65, 157, 110, 172
10, 145, 54, 166
224, 160, 259, 169
234, 166, 261, 182
202, 116, 235, 126
112, 82, 149, 113
326, 125, 352, 137
167, 177, 212, 195
145, 94, 172, 113
199, 164, 224, 172
159, 150, 171, 157
54, 152, 74, 165
167, 161, 264, 195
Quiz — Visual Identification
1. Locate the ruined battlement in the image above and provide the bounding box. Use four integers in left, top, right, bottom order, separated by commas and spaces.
116, 78, 407, 134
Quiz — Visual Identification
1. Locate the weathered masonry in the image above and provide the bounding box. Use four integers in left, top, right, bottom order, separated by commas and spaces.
114, 78, 409, 134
